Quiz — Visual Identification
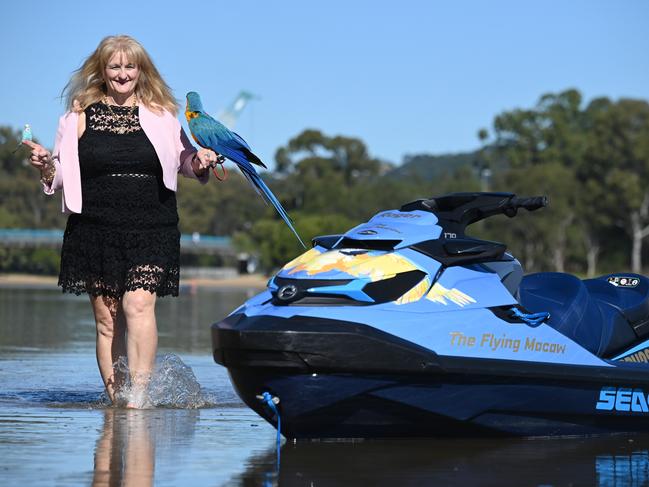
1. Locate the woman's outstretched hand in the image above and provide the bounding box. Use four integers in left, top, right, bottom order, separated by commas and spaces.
23, 140, 56, 185
23, 140, 52, 171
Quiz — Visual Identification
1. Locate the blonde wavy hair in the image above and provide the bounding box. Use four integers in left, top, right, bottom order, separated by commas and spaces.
62, 35, 179, 114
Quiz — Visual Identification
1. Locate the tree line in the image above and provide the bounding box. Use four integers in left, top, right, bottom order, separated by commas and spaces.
1, 88, 648, 276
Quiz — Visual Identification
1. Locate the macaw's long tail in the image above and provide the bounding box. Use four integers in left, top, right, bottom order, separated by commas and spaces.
239, 168, 306, 248
241, 147, 266, 169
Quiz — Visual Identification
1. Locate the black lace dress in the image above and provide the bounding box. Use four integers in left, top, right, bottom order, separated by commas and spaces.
59, 102, 180, 298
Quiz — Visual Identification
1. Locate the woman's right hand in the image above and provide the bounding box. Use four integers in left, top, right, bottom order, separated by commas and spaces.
23, 140, 52, 172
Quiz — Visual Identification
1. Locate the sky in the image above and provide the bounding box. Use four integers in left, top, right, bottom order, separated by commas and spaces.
1, 0, 648, 168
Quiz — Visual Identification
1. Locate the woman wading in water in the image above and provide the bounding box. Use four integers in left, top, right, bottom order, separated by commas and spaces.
25, 35, 217, 407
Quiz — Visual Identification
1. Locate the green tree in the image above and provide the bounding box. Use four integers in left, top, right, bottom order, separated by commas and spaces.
234, 212, 357, 271
485, 90, 587, 272
274, 129, 385, 218
176, 172, 266, 236
581, 98, 649, 273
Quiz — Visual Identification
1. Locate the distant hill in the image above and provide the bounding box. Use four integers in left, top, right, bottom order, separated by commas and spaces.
388, 147, 505, 180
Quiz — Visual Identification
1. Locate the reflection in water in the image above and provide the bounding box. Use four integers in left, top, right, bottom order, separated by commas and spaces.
597, 451, 649, 487
92, 409, 199, 487
235, 436, 649, 487
93, 410, 154, 487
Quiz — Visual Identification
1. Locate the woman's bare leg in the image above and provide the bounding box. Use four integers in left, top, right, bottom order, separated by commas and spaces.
90, 295, 127, 402
122, 289, 158, 406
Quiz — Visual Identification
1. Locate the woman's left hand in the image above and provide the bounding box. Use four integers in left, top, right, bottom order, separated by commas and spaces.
192, 148, 219, 175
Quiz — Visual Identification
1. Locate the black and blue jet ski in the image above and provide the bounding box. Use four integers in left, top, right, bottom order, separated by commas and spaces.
212, 192, 649, 438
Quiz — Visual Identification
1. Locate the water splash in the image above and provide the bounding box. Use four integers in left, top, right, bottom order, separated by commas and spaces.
113, 354, 215, 409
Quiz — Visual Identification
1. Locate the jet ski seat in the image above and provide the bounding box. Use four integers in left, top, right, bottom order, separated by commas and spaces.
583, 274, 649, 339
519, 272, 648, 358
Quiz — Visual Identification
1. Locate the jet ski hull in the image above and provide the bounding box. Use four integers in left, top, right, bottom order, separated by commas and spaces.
212, 314, 649, 439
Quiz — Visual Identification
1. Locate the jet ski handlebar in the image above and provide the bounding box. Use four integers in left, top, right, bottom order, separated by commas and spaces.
469, 194, 549, 220
458, 194, 548, 220
505, 195, 548, 216
413, 193, 548, 218
401, 192, 549, 237
509, 196, 548, 212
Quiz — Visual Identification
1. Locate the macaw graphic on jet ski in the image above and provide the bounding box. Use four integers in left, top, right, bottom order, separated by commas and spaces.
212, 192, 649, 438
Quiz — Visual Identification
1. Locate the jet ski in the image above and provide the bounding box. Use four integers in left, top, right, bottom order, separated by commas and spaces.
211, 192, 649, 438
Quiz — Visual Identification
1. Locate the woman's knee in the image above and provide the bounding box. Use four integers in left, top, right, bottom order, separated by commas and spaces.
91, 296, 122, 338
122, 290, 156, 321
96, 317, 117, 338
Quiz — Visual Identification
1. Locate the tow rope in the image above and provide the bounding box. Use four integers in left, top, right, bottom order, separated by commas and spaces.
258, 391, 282, 472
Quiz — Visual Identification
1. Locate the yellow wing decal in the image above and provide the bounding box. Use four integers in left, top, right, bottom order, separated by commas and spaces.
426, 283, 476, 307
283, 248, 323, 270
284, 249, 418, 282
395, 276, 431, 305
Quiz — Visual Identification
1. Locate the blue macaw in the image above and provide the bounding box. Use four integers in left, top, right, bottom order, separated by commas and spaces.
185, 92, 305, 248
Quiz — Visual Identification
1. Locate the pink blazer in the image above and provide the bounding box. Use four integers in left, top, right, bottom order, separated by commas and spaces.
43, 103, 208, 213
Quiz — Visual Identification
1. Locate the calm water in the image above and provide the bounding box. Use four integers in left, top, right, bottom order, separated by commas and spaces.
2, 286, 649, 486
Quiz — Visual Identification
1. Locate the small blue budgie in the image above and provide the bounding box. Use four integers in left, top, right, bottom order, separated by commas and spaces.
22, 124, 32, 142
14, 124, 33, 153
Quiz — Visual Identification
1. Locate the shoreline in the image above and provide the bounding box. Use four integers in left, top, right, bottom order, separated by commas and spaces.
0, 272, 268, 290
